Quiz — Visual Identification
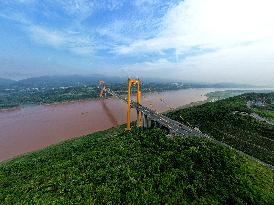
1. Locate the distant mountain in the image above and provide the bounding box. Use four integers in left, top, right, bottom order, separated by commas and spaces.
143, 80, 259, 88
187, 82, 260, 89
0, 78, 16, 87
210, 82, 260, 88
1, 75, 261, 89
13, 75, 125, 88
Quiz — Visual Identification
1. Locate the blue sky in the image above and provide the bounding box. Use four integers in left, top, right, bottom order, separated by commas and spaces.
1, 0, 274, 85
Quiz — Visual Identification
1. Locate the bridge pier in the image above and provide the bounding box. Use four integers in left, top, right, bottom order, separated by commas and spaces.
147, 118, 152, 128
142, 113, 152, 128
142, 113, 147, 128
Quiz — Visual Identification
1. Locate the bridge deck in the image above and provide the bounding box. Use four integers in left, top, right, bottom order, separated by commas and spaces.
134, 103, 204, 136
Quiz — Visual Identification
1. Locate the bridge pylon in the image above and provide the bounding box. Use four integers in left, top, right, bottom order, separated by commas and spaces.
98, 79, 142, 131
126, 78, 141, 131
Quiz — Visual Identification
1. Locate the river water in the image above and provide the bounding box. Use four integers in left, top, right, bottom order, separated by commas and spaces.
0, 88, 219, 162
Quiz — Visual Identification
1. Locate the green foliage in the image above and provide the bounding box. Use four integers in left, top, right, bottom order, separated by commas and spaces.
167, 93, 274, 165
0, 86, 99, 108
1, 127, 273, 204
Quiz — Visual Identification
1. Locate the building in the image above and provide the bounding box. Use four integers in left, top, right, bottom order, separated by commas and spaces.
254, 100, 265, 107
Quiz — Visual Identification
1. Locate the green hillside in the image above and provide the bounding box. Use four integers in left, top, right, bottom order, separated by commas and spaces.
168, 93, 274, 165
1, 127, 273, 204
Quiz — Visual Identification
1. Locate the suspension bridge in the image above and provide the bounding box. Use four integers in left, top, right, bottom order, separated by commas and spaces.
99, 79, 204, 136
98, 79, 274, 170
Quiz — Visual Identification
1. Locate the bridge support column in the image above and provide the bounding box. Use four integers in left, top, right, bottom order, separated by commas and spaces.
142, 113, 152, 128
142, 113, 148, 128
147, 118, 152, 128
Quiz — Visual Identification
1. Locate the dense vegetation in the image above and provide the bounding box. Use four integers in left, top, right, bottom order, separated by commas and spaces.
168, 93, 274, 165
0, 86, 99, 109
1, 127, 273, 204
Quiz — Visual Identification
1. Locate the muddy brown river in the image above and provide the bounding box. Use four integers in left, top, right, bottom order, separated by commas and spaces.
0, 88, 220, 162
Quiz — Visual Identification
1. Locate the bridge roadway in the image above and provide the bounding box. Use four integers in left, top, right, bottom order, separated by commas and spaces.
131, 102, 204, 136
106, 88, 205, 137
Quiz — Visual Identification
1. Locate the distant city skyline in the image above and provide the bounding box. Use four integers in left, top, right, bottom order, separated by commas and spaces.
1, 0, 274, 86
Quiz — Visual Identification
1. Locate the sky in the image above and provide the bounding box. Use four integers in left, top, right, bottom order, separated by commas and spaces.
0, 0, 274, 85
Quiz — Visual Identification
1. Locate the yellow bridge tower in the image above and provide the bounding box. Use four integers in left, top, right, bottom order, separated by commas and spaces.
126, 78, 141, 131
98, 78, 142, 131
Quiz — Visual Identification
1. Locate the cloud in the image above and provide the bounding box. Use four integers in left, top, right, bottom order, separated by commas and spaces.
134, 0, 158, 7
28, 25, 94, 55
96, 20, 133, 44
112, 0, 274, 85
0, 1, 95, 56
54, 0, 125, 18
0, 0, 128, 56
1, 0, 274, 85
180, 40, 274, 85
122, 38, 274, 85
29, 26, 65, 46
6, 0, 36, 4
117, 0, 274, 54
0, 12, 30, 25
55, 0, 95, 17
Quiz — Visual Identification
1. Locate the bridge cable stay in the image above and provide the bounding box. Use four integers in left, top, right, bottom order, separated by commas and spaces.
141, 85, 196, 130
151, 90, 194, 128
142, 88, 159, 113
156, 92, 175, 111
141, 87, 173, 113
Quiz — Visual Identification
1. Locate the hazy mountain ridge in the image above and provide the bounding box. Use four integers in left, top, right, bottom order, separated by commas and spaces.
9, 75, 124, 88
0, 75, 261, 89
0, 78, 16, 87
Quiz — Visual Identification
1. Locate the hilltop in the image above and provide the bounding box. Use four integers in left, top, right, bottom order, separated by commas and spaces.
0, 126, 273, 204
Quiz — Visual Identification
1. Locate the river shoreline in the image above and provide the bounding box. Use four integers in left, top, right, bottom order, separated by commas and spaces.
0, 88, 189, 112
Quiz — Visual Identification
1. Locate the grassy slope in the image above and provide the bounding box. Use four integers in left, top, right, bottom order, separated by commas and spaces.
168, 94, 274, 165
0, 127, 273, 204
